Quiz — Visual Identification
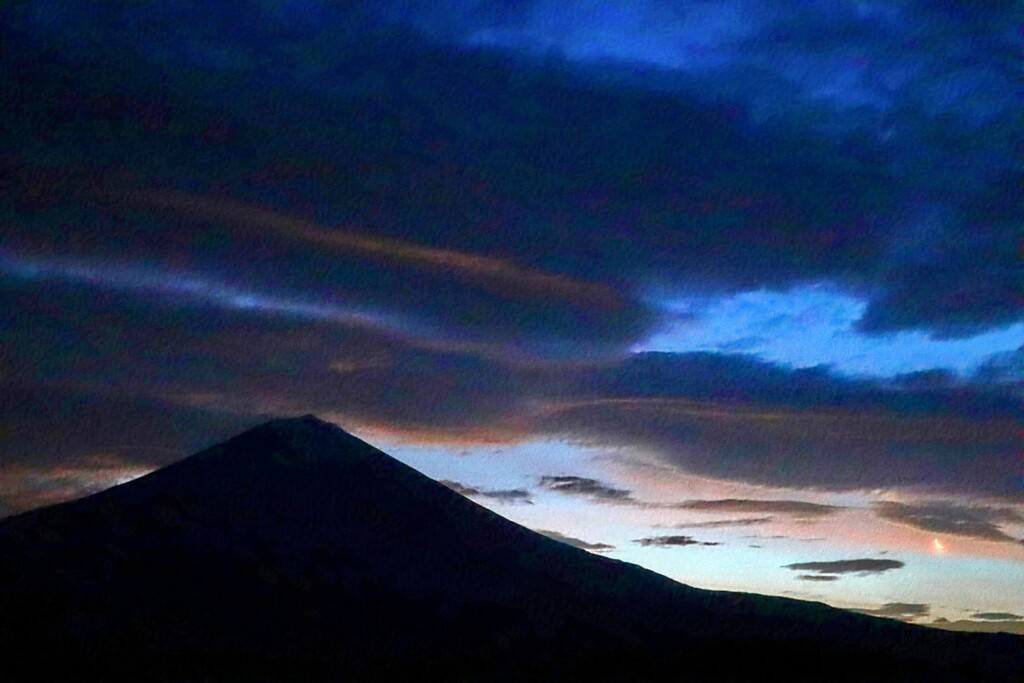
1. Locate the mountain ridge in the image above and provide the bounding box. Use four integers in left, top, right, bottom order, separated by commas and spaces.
1, 416, 1020, 682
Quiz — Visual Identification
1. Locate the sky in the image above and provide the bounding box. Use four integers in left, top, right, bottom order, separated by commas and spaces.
1, 0, 1021, 631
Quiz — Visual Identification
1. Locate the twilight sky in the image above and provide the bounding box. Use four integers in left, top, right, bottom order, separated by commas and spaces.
1, 0, 1021, 631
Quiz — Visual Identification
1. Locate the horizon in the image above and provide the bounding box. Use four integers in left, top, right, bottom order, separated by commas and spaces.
1, 0, 1021, 636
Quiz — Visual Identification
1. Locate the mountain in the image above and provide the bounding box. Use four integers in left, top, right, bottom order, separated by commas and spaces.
0, 416, 1020, 682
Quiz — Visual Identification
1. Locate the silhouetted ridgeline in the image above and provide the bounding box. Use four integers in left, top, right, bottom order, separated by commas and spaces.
1, 416, 1020, 682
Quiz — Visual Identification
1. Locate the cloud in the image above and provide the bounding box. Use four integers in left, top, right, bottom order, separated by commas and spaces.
874, 502, 1024, 544
887, 369, 961, 391
0, 384, 257, 472
5, 0, 1020, 347
670, 499, 839, 518
856, 603, 931, 620
972, 349, 1024, 388
537, 480, 845, 518
5, 277, 1019, 501
380, 0, 1022, 337
541, 353, 1021, 497
855, 174, 1023, 339
0, 455, 155, 518
534, 529, 614, 552
671, 516, 774, 529
1, 0, 1021, 512
969, 612, 1023, 622
0, 382, 266, 517
440, 480, 533, 504
538, 476, 635, 503
929, 619, 1024, 637
0, 251, 406, 336
745, 535, 825, 543
135, 189, 627, 312
796, 575, 838, 582
783, 559, 905, 577
634, 535, 721, 548
4, 275, 1019, 502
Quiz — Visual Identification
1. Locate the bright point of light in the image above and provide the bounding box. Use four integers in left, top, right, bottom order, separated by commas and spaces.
933, 538, 946, 553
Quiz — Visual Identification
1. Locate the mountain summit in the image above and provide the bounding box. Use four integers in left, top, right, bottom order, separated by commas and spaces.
1, 416, 1020, 682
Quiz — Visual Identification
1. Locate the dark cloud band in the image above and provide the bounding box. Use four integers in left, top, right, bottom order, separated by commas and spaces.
874, 502, 1024, 545
440, 480, 533, 504
634, 535, 721, 548
534, 529, 614, 552
4, 0, 1020, 344
783, 559, 905, 576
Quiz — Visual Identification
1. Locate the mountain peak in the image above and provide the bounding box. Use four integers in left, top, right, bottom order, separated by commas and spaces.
2, 420, 1022, 683
77, 414, 407, 508
187, 413, 378, 470
267, 413, 335, 429
252, 413, 351, 438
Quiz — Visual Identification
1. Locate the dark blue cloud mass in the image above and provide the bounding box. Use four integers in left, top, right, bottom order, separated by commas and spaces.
2, 273, 1018, 497
1, 1, 1020, 511
2, 0, 1020, 346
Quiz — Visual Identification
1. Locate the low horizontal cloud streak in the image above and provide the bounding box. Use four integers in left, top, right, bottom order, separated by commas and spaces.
929, 619, 1024, 636
783, 559, 905, 577
440, 480, 533, 504
538, 476, 635, 503
671, 499, 839, 518
634, 535, 721, 548
672, 517, 774, 529
875, 502, 1023, 544
970, 612, 1023, 622
856, 603, 931, 620
535, 529, 614, 552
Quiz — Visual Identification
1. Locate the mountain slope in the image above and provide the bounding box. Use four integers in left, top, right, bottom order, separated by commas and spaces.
0, 416, 1020, 682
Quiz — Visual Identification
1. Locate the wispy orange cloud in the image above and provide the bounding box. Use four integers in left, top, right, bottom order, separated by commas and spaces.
0, 455, 155, 516
135, 190, 626, 310
324, 414, 534, 448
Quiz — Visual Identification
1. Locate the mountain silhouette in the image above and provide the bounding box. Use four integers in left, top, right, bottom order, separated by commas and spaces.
1, 416, 1020, 682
